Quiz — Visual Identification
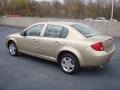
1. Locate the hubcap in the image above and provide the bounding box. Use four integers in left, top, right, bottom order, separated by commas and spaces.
61, 57, 75, 72
9, 44, 16, 55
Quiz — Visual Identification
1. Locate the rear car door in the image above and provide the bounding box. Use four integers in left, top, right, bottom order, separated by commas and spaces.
38, 24, 69, 60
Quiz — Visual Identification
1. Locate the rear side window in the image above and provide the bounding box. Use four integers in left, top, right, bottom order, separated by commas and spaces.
44, 24, 68, 38
71, 24, 100, 37
60, 27, 69, 38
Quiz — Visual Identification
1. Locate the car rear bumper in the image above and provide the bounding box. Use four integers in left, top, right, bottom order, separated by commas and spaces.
80, 45, 116, 67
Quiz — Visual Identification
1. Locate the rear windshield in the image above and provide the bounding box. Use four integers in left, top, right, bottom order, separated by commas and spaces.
71, 24, 100, 38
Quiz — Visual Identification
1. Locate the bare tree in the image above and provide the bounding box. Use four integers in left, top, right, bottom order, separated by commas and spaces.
0, 0, 120, 20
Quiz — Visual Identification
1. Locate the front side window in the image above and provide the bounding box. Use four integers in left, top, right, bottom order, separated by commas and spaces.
44, 25, 63, 38
71, 24, 100, 37
26, 24, 44, 36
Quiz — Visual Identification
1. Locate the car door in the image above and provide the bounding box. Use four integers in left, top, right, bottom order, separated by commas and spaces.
38, 24, 69, 60
18, 24, 44, 54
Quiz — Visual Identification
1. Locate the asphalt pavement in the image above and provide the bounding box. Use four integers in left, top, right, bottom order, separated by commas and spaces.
0, 25, 120, 90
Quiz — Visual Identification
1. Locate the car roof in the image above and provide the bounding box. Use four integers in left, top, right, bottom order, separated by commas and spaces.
33, 21, 83, 26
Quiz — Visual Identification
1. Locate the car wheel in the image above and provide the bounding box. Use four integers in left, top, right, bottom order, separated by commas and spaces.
9, 42, 18, 56
60, 53, 79, 74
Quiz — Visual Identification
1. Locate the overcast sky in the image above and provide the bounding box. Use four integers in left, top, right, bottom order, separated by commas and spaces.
34, 0, 64, 3
34, 0, 117, 4
35, 0, 61, 1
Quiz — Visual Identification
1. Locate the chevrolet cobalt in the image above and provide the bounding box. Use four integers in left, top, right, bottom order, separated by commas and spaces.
6, 22, 116, 74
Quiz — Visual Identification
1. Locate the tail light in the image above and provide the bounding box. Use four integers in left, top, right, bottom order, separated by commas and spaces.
91, 42, 104, 51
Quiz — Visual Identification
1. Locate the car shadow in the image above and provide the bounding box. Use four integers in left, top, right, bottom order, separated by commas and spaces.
16, 53, 113, 76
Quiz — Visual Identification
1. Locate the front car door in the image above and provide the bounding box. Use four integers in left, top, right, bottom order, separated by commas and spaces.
18, 24, 44, 54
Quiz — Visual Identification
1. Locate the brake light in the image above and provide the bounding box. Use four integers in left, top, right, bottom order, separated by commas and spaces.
91, 42, 104, 51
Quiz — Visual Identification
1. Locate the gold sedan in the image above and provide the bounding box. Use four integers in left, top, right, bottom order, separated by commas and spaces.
6, 22, 116, 74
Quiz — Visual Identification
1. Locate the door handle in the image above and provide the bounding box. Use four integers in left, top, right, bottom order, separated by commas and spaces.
55, 41, 62, 45
33, 39, 38, 42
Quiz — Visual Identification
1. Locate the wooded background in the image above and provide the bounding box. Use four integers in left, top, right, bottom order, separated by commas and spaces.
0, 0, 120, 20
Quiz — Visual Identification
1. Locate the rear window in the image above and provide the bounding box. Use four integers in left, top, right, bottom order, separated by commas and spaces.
71, 24, 100, 37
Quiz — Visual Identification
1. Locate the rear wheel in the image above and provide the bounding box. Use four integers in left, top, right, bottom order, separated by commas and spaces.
9, 42, 18, 56
60, 53, 80, 74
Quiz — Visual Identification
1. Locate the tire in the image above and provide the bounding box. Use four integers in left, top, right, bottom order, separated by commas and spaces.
8, 42, 18, 56
60, 53, 80, 74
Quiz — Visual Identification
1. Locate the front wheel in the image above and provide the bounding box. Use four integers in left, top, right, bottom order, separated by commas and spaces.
9, 42, 18, 56
60, 53, 80, 74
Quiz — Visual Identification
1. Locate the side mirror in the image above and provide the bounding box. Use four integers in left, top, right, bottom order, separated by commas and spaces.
20, 31, 26, 36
